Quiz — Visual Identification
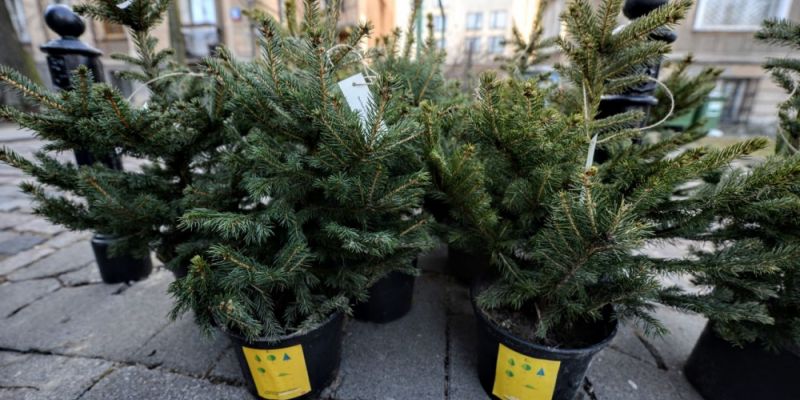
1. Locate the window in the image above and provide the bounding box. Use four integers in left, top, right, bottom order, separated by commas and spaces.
694, 0, 791, 31
433, 15, 446, 32
465, 37, 481, 53
489, 36, 504, 54
466, 12, 483, 31
5, 0, 29, 43
180, 0, 217, 25
490, 10, 507, 29
101, 21, 126, 39
179, 0, 219, 58
715, 78, 758, 124
436, 38, 446, 50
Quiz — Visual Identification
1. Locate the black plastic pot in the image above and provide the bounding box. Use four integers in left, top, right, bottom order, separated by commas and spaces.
225, 312, 345, 400
353, 270, 415, 323
684, 323, 800, 400
90, 234, 153, 284
472, 287, 617, 400
171, 264, 189, 279
447, 247, 490, 285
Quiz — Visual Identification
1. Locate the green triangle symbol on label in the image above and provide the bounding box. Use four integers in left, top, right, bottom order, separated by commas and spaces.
283, 353, 291, 361
537, 368, 545, 376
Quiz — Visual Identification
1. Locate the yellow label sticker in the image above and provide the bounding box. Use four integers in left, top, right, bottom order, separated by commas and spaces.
242, 344, 312, 399
492, 343, 561, 400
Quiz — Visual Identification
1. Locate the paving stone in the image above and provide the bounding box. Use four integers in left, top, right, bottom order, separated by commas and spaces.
587, 348, 703, 400
79, 366, 249, 400
132, 314, 230, 377
609, 324, 661, 368
208, 346, 242, 383
0, 279, 60, 318
0, 231, 16, 243
14, 218, 64, 235
0, 176, 24, 186
638, 239, 712, 260
445, 277, 474, 316
7, 240, 94, 280
0, 246, 54, 276
0, 271, 174, 361
646, 306, 707, 371
0, 351, 114, 400
419, 243, 448, 273
0, 233, 45, 255
0, 164, 24, 177
332, 274, 447, 400
0, 199, 30, 212
448, 314, 489, 400
0, 213, 35, 230
59, 263, 103, 286
0, 126, 34, 142
48, 230, 92, 248
0, 388, 38, 399
0, 186, 26, 199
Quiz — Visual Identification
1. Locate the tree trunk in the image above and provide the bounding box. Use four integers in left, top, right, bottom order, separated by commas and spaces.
0, 2, 40, 81
0, 0, 42, 107
168, 0, 187, 64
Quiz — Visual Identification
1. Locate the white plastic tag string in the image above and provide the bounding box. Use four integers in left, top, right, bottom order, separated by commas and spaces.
583, 76, 677, 169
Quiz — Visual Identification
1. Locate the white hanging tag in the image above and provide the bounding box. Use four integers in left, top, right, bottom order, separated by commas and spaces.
585, 134, 598, 171
337, 73, 383, 142
117, 0, 133, 9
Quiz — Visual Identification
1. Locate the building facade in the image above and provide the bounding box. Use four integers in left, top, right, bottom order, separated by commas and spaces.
395, 0, 561, 77
6, 0, 394, 97
5, 0, 794, 130
670, 0, 797, 131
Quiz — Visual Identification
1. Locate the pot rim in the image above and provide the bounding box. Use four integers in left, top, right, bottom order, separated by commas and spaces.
220, 310, 343, 344
471, 283, 619, 356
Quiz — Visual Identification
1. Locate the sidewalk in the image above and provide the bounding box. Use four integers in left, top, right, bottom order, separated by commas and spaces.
0, 124, 706, 399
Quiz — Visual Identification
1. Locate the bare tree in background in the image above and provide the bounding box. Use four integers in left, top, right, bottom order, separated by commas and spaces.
0, 0, 41, 107
168, 0, 187, 64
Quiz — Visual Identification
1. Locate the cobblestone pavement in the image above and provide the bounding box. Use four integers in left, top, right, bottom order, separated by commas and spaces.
0, 124, 706, 399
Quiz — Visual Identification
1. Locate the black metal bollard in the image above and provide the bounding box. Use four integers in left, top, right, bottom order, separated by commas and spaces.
597, 0, 676, 124
40, 4, 123, 169
40, 5, 152, 283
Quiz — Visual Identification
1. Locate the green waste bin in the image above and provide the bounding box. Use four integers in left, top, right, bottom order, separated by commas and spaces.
699, 95, 725, 131
664, 95, 726, 132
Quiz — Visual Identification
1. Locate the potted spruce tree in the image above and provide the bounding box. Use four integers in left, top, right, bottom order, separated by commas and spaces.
364, 5, 474, 310
169, 2, 434, 397
369, 6, 483, 285
0, 0, 235, 281
421, 1, 784, 398
674, 18, 800, 400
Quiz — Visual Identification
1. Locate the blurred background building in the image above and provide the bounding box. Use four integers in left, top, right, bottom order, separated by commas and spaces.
2, 0, 797, 132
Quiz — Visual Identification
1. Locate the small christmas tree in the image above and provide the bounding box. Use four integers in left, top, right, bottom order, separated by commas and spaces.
0, 0, 235, 272
169, 1, 435, 339
422, 0, 792, 344
658, 19, 800, 350
757, 18, 800, 156
369, 3, 472, 235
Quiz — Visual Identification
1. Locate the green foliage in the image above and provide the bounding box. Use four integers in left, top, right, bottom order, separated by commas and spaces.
0, 1, 232, 267
658, 18, 800, 350
757, 19, 800, 156
501, 0, 558, 78
168, 1, 435, 340
650, 55, 722, 123
423, 0, 799, 344
659, 154, 800, 349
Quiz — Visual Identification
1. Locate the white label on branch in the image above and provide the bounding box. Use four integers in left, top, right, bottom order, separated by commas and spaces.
585, 133, 598, 171
337, 73, 384, 142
